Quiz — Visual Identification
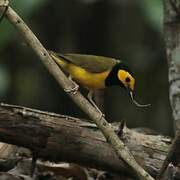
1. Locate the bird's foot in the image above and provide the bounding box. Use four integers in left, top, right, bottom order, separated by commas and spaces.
96, 110, 105, 121
64, 83, 79, 94
64, 76, 79, 94
96, 108, 105, 120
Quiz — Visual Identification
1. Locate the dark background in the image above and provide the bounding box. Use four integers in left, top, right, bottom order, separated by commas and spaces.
0, 0, 173, 135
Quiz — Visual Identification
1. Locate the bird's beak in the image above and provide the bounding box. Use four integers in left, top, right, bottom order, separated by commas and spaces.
127, 87, 151, 108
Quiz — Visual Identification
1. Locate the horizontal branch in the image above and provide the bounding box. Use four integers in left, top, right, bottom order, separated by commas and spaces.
0, 103, 176, 178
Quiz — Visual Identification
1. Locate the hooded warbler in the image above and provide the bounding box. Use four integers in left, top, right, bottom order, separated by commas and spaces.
48, 50, 150, 110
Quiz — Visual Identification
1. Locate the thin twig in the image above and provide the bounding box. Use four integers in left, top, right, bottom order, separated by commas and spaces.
0, 103, 81, 121
0, 5, 154, 180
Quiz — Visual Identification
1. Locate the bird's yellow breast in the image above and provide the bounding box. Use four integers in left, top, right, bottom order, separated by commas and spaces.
66, 63, 110, 89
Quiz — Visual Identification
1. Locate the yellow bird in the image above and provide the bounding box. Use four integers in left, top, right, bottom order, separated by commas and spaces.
48, 50, 149, 111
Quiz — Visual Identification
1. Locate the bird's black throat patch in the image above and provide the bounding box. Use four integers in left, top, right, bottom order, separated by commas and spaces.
105, 63, 132, 88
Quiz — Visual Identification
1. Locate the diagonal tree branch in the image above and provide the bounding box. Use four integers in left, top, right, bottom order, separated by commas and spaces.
0, 4, 154, 180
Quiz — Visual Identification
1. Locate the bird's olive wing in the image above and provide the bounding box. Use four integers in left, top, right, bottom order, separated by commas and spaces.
59, 53, 120, 73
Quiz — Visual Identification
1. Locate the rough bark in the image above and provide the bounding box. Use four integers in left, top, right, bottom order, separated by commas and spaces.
0, 143, 17, 159
157, 1, 180, 178
0, 104, 175, 178
164, 0, 180, 131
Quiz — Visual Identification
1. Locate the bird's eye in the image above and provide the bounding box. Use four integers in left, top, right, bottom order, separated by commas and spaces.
125, 77, 130, 82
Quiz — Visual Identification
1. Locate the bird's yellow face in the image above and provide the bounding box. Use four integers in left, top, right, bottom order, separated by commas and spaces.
117, 70, 135, 92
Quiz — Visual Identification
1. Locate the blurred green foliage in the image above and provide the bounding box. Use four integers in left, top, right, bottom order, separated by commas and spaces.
0, 0, 47, 47
139, 0, 163, 31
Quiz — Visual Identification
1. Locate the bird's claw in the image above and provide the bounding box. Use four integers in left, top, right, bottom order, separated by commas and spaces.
97, 111, 105, 120
64, 84, 79, 94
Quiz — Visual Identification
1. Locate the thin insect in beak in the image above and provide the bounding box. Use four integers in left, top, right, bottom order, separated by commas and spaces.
129, 90, 151, 108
